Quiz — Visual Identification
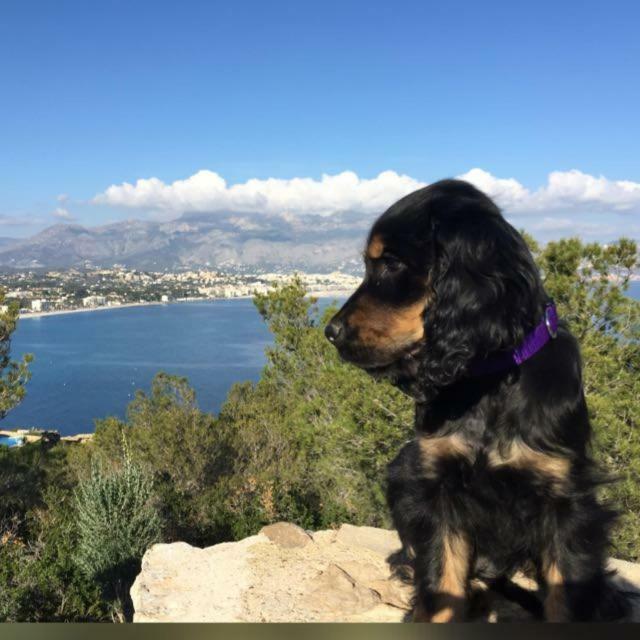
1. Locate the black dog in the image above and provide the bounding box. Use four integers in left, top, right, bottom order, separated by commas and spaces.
325, 180, 627, 622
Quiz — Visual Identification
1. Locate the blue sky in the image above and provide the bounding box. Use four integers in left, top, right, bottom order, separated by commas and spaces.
1, 0, 639, 240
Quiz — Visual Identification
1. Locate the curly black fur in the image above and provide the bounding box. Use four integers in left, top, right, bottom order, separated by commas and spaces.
325, 179, 629, 622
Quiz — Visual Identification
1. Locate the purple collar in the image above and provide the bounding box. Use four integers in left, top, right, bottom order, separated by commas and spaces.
469, 303, 559, 377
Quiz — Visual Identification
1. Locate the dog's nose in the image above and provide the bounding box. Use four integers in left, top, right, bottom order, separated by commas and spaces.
324, 319, 345, 345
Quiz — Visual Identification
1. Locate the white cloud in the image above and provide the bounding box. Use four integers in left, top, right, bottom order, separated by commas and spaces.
93, 169, 425, 216
458, 168, 640, 215
529, 216, 574, 232
92, 168, 640, 219
53, 207, 75, 221
523, 216, 618, 238
456, 168, 531, 212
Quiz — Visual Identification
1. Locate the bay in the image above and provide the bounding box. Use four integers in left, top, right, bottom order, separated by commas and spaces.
2, 283, 639, 437
2, 300, 274, 436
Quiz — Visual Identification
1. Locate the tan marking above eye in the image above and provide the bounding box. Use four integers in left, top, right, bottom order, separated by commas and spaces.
347, 296, 427, 349
487, 440, 571, 492
367, 234, 385, 259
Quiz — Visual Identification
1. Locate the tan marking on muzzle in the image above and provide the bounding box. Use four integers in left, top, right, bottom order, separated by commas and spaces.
367, 234, 385, 259
347, 296, 427, 350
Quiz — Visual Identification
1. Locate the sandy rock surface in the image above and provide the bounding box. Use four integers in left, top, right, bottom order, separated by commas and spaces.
131, 522, 640, 622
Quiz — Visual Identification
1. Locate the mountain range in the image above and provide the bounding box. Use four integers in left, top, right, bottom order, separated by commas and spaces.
0, 211, 372, 273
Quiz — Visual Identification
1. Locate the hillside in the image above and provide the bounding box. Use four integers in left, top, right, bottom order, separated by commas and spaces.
0, 211, 369, 272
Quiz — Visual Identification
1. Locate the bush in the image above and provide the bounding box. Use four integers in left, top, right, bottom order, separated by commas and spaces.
91, 373, 232, 545
74, 440, 161, 620
214, 277, 414, 535
0, 447, 107, 622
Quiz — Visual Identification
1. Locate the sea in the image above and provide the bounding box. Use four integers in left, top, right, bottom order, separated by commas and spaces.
2, 282, 639, 437
2, 299, 276, 436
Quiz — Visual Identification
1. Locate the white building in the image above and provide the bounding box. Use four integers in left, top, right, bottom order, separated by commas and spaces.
161, 294, 171, 303
5, 290, 27, 299
31, 299, 50, 312
82, 295, 107, 308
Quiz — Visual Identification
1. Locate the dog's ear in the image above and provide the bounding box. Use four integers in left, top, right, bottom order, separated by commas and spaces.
419, 204, 544, 391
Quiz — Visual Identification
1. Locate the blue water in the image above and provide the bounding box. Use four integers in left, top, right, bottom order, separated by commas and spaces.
2, 284, 638, 437
0, 435, 24, 447
3, 300, 274, 436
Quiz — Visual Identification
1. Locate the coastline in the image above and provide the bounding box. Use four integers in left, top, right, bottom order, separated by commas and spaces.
21, 300, 167, 320
9, 283, 636, 439
7, 287, 357, 440
18, 278, 639, 321
1, 428, 93, 446
19, 289, 355, 320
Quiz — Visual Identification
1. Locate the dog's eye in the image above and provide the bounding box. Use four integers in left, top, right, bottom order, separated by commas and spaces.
382, 254, 405, 273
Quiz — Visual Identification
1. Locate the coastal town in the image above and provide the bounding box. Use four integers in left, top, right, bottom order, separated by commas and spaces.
0, 267, 362, 447
0, 267, 361, 316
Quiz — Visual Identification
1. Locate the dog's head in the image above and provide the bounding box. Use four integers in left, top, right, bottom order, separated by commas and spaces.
325, 179, 545, 399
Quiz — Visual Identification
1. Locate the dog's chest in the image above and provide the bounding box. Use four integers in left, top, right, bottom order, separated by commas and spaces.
417, 432, 571, 496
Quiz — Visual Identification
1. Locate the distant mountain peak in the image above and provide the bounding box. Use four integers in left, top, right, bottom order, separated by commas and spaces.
0, 211, 367, 274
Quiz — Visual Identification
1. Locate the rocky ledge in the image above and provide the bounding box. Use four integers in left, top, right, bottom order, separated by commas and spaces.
131, 523, 640, 622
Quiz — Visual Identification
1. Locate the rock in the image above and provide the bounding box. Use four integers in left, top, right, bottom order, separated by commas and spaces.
130, 536, 265, 622
369, 578, 414, 610
302, 564, 381, 616
334, 523, 401, 558
131, 524, 640, 623
259, 522, 312, 548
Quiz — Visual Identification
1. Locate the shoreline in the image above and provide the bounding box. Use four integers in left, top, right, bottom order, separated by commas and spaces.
19, 289, 355, 320
18, 277, 639, 321
21, 300, 167, 319
1, 428, 93, 446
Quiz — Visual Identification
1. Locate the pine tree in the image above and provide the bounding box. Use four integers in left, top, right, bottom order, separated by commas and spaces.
0, 289, 32, 421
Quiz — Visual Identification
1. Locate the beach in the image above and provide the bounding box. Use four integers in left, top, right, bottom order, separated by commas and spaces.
18, 289, 356, 320
20, 300, 168, 320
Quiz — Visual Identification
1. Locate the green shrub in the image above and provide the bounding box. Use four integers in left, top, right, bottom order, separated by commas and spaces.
0, 466, 107, 622
91, 373, 232, 545
74, 441, 161, 620
214, 277, 414, 534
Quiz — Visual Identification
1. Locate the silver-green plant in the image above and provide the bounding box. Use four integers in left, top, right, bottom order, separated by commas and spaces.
74, 436, 160, 617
